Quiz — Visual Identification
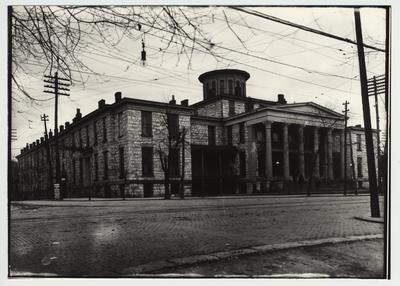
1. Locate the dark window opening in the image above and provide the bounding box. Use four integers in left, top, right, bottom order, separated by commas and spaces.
235, 81, 242, 97
119, 147, 125, 179
228, 100, 235, 116
170, 148, 180, 177
94, 153, 99, 181
356, 134, 362, 151
118, 112, 123, 137
227, 126, 232, 146
141, 111, 152, 137
102, 117, 107, 143
79, 129, 82, 148
142, 147, 154, 177
93, 121, 98, 145
228, 80, 233, 95
208, 126, 216, 145
167, 113, 179, 140
86, 126, 90, 147
219, 80, 225, 95
72, 159, 76, 185
72, 132, 75, 148
239, 123, 245, 144
357, 157, 363, 178
103, 151, 108, 180
239, 151, 246, 178
79, 157, 83, 184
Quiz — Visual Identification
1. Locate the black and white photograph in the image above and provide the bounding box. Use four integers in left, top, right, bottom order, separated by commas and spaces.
2, 0, 396, 281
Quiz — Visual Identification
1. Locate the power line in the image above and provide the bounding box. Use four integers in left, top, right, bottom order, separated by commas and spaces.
231, 7, 385, 53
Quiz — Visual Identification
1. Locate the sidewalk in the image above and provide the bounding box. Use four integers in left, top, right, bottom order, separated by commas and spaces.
147, 238, 384, 278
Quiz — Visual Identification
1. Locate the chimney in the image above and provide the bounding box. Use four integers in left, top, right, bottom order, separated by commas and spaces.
65, 121, 70, 127
32, 142, 36, 147
75, 108, 82, 120
40, 137, 44, 143
29, 143, 33, 149
36, 139, 40, 145
98, 99, 106, 108
26, 143, 29, 148
181, 99, 189, 106
60, 125, 64, 132
277, 94, 287, 104
169, 95, 176, 105
115, 91, 122, 102
355, 124, 361, 128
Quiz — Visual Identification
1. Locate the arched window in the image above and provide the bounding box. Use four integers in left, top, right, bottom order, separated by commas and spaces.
211, 80, 216, 97
219, 80, 225, 95
235, 81, 242, 97
228, 80, 233, 95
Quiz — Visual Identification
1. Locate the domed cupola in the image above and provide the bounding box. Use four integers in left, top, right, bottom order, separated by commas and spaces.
198, 69, 250, 101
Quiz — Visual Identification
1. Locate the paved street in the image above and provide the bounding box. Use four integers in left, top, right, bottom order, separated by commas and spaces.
9, 195, 384, 277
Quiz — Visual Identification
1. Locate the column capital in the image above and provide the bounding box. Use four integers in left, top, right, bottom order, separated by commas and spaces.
264, 121, 272, 128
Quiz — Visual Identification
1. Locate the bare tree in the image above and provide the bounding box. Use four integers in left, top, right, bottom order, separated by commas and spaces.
306, 108, 341, 196
156, 112, 188, 199
10, 6, 225, 101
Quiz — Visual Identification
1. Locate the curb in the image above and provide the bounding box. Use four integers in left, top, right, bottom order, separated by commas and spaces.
120, 233, 383, 276
354, 215, 384, 224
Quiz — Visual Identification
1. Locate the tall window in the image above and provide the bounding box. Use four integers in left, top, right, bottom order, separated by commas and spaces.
119, 147, 125, 178
235, 81, 242, 97
228, 100, 235, 116
141, 111, 152, 137
94, 153, 99, 181
79, 157, 83, 184
239, 123, 245, 144
357, 157, 363, 178
79, 129, 83, 148
208, 126, 216, 145
72, 132, 75, 148
227, 126, 232, 146
211, 81, 216, 97
356, 134, 362, 151
93, 121, 98, 145
167, 113, 179, 139
118, 112, 123, 137
219, 80, 225, 94
239, 151, 246, 177
103, 150, 108, 180
72, 159, 76, 185
102, 117, 107, 143
86, 125, 90, 146
142, 147, 154, 177
228, 80, 233, 95
170, 148, 180, 177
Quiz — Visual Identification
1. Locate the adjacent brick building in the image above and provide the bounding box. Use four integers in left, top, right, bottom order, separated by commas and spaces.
16, 69, 378, 199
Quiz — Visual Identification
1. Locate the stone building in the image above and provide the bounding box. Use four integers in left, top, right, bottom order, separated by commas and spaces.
16, 69, 378, 199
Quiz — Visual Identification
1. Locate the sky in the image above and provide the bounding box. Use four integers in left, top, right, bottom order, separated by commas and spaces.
10, 6, 388, 159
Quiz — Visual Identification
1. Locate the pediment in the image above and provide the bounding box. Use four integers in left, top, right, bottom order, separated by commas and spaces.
273, 102, 343, 118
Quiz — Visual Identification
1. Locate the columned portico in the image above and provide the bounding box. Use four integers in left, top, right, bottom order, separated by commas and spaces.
327, 128, 334, 180
298, 125, 305, 179
264, 121, 273, 179
340, 129, 345, 179
282, 123, 290, 180
313, 127, 320, 178
246, 124, 256, 193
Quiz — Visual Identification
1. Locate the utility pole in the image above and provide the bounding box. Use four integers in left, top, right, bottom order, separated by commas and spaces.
342, 101, 349, 196
44, 72, 70, 199
41, 114, 53, 197
373, 76, 381, 190
354, 8, 380, 217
